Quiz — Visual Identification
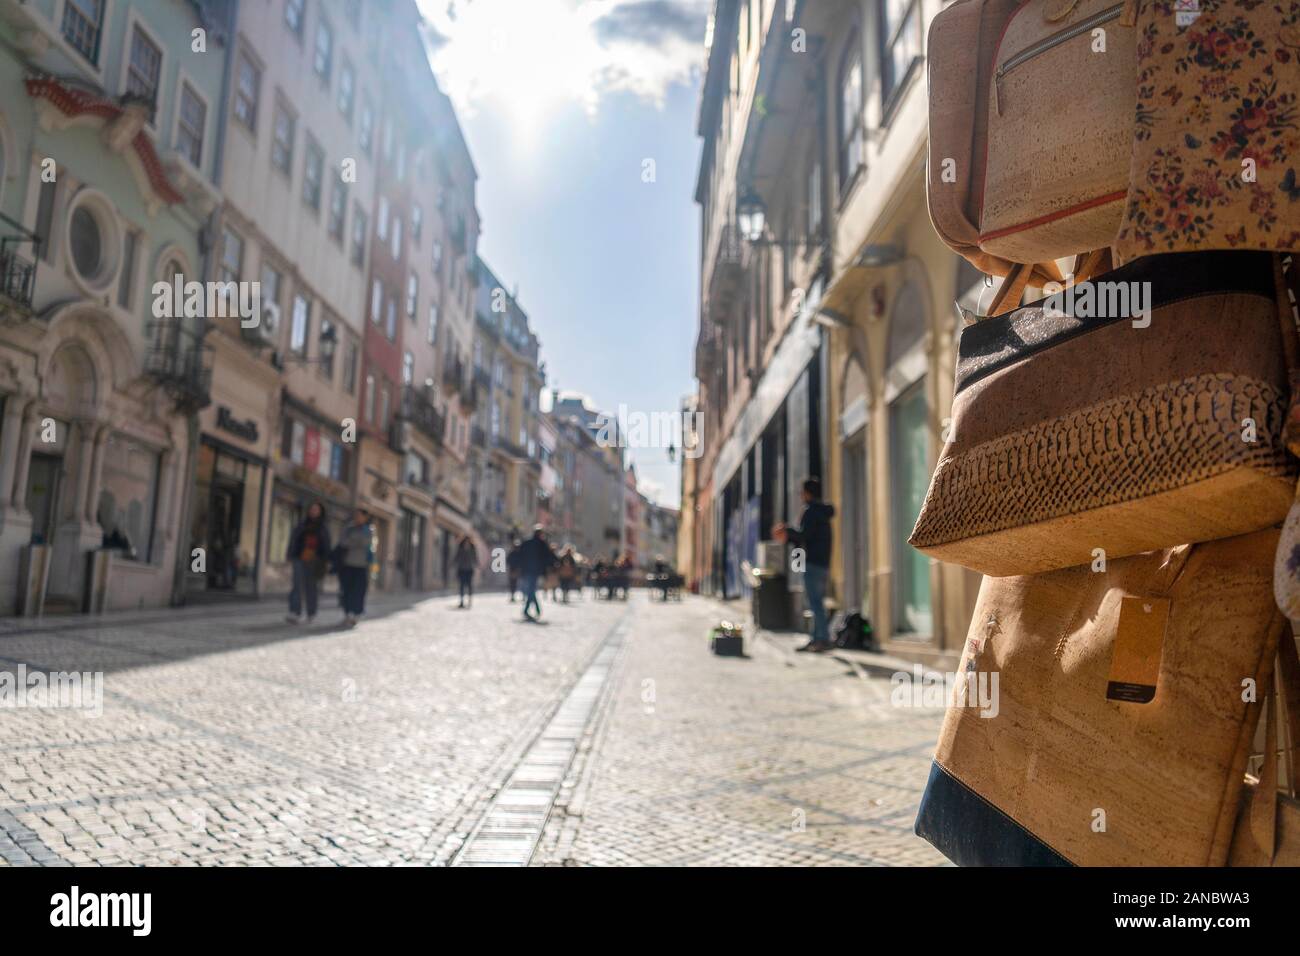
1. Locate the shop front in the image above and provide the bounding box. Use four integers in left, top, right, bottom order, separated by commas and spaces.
355, 433, 403, 592
265, 400, 356, 594
187, 345, 277, 597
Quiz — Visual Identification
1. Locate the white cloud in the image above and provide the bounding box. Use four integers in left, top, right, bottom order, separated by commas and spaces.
417, 0, 708, 123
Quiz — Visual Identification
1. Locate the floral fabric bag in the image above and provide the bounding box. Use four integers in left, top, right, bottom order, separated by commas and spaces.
1115, 0, 1300, 261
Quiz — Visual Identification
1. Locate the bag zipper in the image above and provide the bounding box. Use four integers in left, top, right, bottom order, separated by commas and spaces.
994, 2, 1124, 115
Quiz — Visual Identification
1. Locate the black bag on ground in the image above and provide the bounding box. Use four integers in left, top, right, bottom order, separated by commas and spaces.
833, 611, 874, 650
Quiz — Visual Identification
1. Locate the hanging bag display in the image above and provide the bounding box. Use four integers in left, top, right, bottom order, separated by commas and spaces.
909, 250, 1297, 577
915, 529, 1284, 866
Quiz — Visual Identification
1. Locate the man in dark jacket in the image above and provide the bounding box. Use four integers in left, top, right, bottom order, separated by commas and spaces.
518, 526, 557, 622
774, 477, 836, 652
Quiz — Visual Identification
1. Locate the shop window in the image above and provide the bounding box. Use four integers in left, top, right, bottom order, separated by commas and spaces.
889, 380, 931, 635
96, 433, 160, 563
269, 499, 296, 566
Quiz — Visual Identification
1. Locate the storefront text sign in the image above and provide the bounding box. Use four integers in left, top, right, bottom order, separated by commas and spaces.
216, 406, 259, 444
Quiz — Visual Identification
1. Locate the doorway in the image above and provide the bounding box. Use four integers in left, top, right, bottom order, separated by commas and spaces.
25, 453, 62, 545
209, 478, 244, 590
841, 433, 868, 614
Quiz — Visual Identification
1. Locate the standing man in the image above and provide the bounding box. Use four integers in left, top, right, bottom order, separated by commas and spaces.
518, 526, 557, 622
774, 477, 836, 653
506, 538, 522, 602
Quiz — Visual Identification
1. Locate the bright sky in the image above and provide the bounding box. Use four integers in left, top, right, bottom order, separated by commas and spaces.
416, 0, 708, 508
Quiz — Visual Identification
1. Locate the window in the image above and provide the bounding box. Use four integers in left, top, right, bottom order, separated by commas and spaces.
879, 0, 922, 110
345, 0, 361, 28
260, 262, 282, 329
290, 294, 310, 357
96, 434, 160, 563
359, 98, 374, 154
234, 53, 260, 129
807, 158, 823, 238
351, 204, 367, 267
428, 302, 438, 345
391, 216, 402, 259
379, 383, 391, 429
382, 120, 394, 163
319, 317, 335, 378
177, 83, 206, 167
370, 279, 382, 323
411, 204, 423, 244
328, 175, 347, 242
395, 143, 406, 182
890, 380, 931, 635
403, 351, 414, 386
406, 272, 418, 318
377, 196, 389, 241
285, 0, 305, 39
342, 340, 358, 394
221, 227, 243, 283
405, 451, 428, 486
117, 230, 137, 309
338, 60, 355, 120
314, 19, 333, 80
432, 239, 443, 271
838, 37, 864, 190
385, 295, 396, 341
272, 102, 295, 173
126, 24, 163, 123
303, 138, 324, 211
364, 373, 376, 422
62, 0, 103, 66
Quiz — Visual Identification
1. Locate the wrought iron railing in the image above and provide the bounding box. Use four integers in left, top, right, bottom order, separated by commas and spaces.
144, 320, 212, 411
0, 212, 41, 312
400, 385, 444, 444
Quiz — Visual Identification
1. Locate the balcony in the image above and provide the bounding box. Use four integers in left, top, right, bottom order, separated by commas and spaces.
399, 385, 445, 445
144, 320, 212, 411
706, 222, 749, 306
471, 425, 486, 448
441, 353, 466, 397
474, 364, 491, 390
0, 213, 41, 316
459, 376, 479, 411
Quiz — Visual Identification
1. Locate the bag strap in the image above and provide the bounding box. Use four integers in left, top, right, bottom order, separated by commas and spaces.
988, 262, 1033, 316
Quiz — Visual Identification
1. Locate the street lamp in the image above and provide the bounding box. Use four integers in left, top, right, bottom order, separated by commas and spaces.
736, 185, 816, 252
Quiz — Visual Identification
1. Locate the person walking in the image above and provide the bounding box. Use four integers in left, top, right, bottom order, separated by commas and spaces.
454, 535, 478, 608
506, 538, 522, 602
557, 547, 578, 602
286, 501, 331, 624
774, 477, 836, 653
334, 508, 375, 628
518, 526, 557, 622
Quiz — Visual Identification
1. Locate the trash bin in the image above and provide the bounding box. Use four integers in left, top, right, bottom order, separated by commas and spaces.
751, 569, 791, 630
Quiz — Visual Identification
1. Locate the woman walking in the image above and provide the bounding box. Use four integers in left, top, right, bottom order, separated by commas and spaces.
454, 535, 478, 608
286, 501, 331, 624
334, 508, 375, 628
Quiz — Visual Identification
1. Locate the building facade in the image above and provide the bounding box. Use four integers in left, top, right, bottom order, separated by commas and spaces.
469, 255, 543, 584
684, 0, 986, 667
0, 0, 227, 614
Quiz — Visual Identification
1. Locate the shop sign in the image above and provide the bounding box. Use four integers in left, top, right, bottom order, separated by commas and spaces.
217, 406, 260, 444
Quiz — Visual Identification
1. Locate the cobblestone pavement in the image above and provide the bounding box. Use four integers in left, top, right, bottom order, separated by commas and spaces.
0, 591, 627, 866
0, 590, 945, 866
535, 594, 947, 866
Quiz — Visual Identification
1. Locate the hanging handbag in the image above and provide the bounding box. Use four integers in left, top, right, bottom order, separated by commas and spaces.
1115, 0, 1300, 263
909, 250, 1297, 577
915, 529, 1284, 866
927, 0, 1138, 272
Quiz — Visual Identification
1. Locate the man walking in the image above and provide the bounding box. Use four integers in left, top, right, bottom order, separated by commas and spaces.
774, 477, 836, 653
454, 535, 478, 609
518, 526, 557, 622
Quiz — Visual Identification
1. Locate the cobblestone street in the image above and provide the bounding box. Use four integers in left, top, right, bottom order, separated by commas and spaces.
0, 591, 945, 866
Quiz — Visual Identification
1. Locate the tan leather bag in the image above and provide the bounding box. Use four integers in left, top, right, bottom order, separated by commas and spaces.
1229, 632, 1300, 866
920, 530, 1284, 867
910, 251, 1297, 577
927, 0, 1136, 271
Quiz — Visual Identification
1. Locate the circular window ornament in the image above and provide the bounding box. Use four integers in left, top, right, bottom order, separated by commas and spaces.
64, 189, 122, 298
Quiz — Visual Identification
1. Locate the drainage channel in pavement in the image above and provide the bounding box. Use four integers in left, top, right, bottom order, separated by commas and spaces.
450, 615, 631, 866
